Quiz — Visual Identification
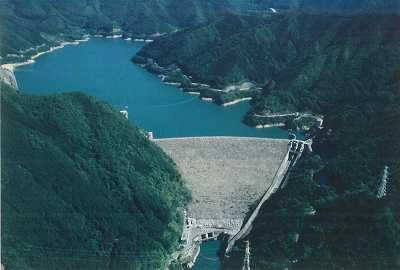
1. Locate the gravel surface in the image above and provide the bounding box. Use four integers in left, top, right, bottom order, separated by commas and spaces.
156, 137, 289, 220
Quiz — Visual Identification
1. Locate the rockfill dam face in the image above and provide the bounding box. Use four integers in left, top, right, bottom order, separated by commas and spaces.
155, 136, 291, 259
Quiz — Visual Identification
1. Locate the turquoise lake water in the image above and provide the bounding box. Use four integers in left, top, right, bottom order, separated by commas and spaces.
15, 38, 288, 139
15, 37, 289, 269
193, 240, 221, 270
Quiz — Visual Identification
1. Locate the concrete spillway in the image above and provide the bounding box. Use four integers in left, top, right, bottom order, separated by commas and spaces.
155, 137, 290, 254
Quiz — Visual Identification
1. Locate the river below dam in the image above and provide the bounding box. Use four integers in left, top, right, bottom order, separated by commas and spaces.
14, 37, 289, 269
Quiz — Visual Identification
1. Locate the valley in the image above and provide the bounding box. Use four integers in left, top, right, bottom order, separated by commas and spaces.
1, 1, 399, 270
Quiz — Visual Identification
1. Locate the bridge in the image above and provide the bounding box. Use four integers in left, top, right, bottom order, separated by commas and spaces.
154, 136, 309, 264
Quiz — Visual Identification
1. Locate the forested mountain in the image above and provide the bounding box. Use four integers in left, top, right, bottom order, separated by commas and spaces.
230, 0, 400, 14
136, 12, 400, 269
1, 84, 190, 270
222, 82, 400, 269
137, 13, 400, 113
0, 0, 230, 61
297, 0, 400, 13
2, 1, 399, 269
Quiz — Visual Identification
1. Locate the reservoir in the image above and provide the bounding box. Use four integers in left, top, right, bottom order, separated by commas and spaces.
15, 38, 288, 139
14, 37, 289, 269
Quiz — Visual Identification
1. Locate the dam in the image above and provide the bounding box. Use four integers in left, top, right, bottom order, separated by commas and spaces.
154, 136, 308, 265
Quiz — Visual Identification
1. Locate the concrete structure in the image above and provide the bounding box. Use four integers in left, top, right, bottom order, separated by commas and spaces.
377, 165, 390, 199
154, 136, 306, 263
242, 241, 250, 270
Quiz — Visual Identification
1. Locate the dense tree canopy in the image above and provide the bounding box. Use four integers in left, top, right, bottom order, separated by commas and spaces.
140, 11, 400, 270
1, 84, 191, 270
213, 13, 400, 270
0, 0, 230, 62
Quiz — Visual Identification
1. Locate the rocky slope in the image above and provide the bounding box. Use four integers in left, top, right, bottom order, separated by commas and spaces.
0, 67, 18, 89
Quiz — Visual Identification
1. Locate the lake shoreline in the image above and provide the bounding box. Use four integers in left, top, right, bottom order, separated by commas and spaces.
3, 34, 287, 134
0, 29, 159, 73
1, 37, 91, 72
132, 55, 260, 108
132, 56, 321, 132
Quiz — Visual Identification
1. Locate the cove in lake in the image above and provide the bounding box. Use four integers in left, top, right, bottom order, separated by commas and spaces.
15, 38, 288, 139
14, 37, 289, 269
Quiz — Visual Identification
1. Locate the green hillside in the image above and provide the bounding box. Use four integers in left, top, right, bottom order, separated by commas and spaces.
222, 87, 400, 269
136, 13, 400, 126
136, 13, 400, 89
296, 0, 400, 13
185, 14, 400, 270
135, 12, 400, 269
0, 0, 230, 62
230, 0, 400, 14
1, 84, 190, 270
